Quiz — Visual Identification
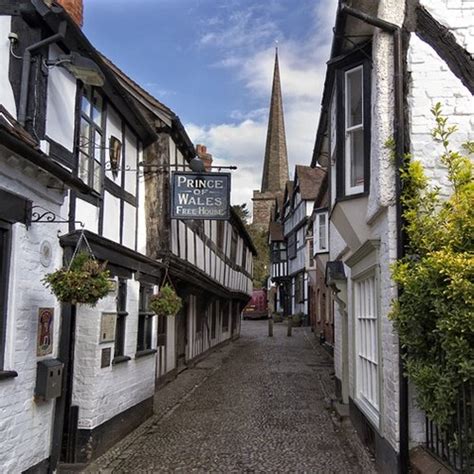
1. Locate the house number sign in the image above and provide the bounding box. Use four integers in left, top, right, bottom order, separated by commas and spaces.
171, 172, 231, 220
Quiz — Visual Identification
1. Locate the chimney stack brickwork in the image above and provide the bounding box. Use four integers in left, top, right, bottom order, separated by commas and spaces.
196, 144, 213, 171
55, 0, 84, 27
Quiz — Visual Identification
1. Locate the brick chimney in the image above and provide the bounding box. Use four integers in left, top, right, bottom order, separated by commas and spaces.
54, 0, 84, 27
196, 144, 213, 172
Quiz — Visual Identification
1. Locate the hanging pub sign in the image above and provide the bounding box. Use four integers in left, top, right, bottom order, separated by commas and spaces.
171, 172, 231, 220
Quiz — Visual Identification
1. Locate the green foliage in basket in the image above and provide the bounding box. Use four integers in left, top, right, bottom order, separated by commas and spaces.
149, 284, 182, 317
43, 252, 112, 306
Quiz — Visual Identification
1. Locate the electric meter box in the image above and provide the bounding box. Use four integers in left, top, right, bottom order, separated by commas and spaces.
35, 359, 64, 400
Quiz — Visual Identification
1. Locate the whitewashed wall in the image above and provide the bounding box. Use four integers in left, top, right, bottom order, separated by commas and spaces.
0, 16, 17, 117
0, 157, 66, 472
45, 45, 77, 152
72, 278, 155, 430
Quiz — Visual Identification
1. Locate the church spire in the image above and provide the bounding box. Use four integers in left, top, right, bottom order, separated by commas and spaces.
260, 47, 289, 193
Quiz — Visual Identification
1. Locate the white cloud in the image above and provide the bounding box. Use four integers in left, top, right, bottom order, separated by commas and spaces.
193, 0, 338, 215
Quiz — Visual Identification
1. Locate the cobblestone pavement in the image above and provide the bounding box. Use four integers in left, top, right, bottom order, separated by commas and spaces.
85, 320, 376, 473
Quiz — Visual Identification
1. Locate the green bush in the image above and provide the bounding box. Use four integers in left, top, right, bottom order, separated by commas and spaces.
390, 104, 474, 427
272, 312, 283, 323
291, 312, 304, 327
43, 252, 112, 306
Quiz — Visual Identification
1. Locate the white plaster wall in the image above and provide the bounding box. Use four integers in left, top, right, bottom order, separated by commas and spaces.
407, 34, 474, 196
137, 173, 146, 256
165, 315, 176, 373
122, 201, 136, 250
124, 127, 137, 196
366, 1, 404, 222
333, 299, 343, 381
46, 45, 77, 152
76, 197, 99, 234
0, 16, 16, 117
0, 156, 66, 472
105, 105, 123, 184
72, 278, 155, 430
102, 192, 119, 242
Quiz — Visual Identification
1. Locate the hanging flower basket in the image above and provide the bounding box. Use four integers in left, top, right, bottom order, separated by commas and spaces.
43, 252, 112, 306
149, 284, 182, 317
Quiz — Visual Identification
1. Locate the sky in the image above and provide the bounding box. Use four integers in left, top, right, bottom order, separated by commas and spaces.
83, 0, 338, 212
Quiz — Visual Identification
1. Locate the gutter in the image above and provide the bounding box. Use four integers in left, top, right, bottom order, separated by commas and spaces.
0, 127, 91, 194
340, 4, 409, 473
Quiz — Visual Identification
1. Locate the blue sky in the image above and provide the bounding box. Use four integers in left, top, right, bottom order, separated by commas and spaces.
84, 0, 338, 209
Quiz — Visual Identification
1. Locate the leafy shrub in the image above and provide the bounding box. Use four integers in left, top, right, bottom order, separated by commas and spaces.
390, 104, 474, 427
43, 252, 112, 306
292, 312, 304, 327
149, 284, 182, 317
272, 312, 283, 323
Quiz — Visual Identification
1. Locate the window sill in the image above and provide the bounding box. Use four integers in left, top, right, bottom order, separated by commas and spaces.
335, 191, 368, 203
135, 349, 157, 359
112, 355, 131, 365
0, 370, 18, 381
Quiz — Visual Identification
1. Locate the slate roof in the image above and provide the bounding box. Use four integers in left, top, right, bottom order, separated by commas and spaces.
269, 221, 285, 242
295, 165, 326, 200
0, 106, 38, 149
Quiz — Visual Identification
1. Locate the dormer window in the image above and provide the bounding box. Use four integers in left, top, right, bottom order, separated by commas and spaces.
78, 87, 104, 192
332, 49, 371, 202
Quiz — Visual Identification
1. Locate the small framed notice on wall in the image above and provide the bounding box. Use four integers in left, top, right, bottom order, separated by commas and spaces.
37, 308, 54, 356
100, 312, 116, 343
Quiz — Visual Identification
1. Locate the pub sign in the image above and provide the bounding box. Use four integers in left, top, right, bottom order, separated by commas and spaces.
171, 172, 231, 220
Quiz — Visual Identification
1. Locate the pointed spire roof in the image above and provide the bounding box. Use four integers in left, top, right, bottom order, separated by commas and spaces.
260, 47, 289, 193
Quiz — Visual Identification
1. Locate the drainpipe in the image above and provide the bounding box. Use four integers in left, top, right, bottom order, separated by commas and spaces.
339, 4, 408, 474
18, 21, 67, 126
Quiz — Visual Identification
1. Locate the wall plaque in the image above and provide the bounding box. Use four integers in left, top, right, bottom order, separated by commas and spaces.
171, 172, 230, 220
101, 348, 112, 368
100, 312, 116, 343
37, 308, 54, 356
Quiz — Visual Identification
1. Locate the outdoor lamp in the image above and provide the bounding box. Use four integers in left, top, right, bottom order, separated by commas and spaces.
47, 53, 105, 87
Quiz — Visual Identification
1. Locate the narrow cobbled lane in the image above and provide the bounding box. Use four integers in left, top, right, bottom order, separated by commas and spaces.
87, 321, 375, 473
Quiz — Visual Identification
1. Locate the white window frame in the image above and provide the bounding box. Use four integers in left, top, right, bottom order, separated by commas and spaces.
344, 65, 364, 196
354, 271, 380, 426
314, 211, 328, 254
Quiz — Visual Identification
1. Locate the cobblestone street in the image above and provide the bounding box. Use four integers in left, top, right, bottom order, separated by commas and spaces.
85, 320, 375, 473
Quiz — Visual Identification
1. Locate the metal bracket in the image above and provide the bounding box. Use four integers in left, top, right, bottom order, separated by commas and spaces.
30, 206, 84, 227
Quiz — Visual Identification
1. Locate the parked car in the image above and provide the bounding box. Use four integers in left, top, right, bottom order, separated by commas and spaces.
242, 289, 268, 320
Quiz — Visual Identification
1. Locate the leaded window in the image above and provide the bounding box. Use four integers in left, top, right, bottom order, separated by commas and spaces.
79, 86, 104, 192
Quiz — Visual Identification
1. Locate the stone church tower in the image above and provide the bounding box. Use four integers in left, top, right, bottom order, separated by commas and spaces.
252, 48, 289, 229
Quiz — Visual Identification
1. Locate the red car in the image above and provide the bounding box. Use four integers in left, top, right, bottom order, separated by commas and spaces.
242, 289, 268, 320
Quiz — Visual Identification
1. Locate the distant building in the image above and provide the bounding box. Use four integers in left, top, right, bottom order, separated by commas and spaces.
252, 49, 289, 230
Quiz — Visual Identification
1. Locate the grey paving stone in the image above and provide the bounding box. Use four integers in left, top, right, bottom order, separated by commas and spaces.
84, 320, 376, 473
